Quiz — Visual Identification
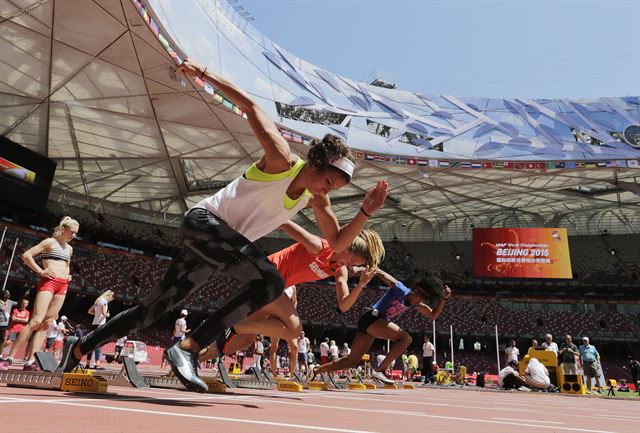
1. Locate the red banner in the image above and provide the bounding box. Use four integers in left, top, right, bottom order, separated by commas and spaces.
473, 228, 572, 279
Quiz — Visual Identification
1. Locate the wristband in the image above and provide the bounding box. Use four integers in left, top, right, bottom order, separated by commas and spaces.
360, 207, 372, 218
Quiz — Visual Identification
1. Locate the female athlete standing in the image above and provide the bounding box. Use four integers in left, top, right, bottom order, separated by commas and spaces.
0, 216, 79, 370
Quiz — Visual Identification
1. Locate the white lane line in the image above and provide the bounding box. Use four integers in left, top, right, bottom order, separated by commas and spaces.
0, 396, 377, 433
595, 414, 639, 420
302, 392, 543, 413
187, 395, 620, 433
492, 418, 564, 424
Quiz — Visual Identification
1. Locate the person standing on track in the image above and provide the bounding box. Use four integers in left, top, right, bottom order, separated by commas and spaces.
58, 57, 387, 393
0, 216, 79, 371
311, 269, 451, 385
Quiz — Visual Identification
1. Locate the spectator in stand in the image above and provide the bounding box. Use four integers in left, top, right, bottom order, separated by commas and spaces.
115, 336, 127, 361
422, 335, 435, 384
173, 310, 190, 345
320, 338, 330, 364
341, 342, 351, 358
524, 357, 552, 391
87, 290, 115, 369
0, 216, 79, 371
542, 334, 558, 355
307, 348, 315, 369
0, 290, 16, 353
53, 317, 67, 359
505, 339, 519, 364
498, 360, 529, 391
579, 336, 602, 394
0, 299, 29, 367
297, 331, 311, 375
45, 318, 59, 354
530, 339, 539, 351
253, 335, 264, 377
329, 340, 339, 362
627, 355, 640, 390
400, 352, 408, 380
407, 352, 419, 382
559, 335, 579, 375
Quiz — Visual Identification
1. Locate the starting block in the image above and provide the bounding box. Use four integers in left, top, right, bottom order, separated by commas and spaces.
402, 383, 416, 389
364, 383, 377, 390
384, 384, 398, 389
277, 381, 303, 392
60, 372, 108, 394
308, 381, 327, 391
348, 383, 366, 391
203, 377, 227, 393
34, 352, 57, 373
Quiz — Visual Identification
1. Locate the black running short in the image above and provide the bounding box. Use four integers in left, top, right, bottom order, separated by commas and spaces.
357, 309, 386, 335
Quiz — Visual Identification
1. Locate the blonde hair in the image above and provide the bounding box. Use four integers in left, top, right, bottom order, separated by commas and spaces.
53, 216, 79, 240
350, 229, 385, 268
95, 289, 115, 305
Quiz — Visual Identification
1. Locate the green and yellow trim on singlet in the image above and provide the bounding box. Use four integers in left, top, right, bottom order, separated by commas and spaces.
244, 158, 311, 210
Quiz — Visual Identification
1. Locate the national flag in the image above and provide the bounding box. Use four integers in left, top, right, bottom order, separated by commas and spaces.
525, 162, 535, 169
554, 162, 565, 169
605, 161, 615, 167
407, 158, 417, 165
482, 162, 493, 169
438, 160, 450, 167
374, 155, 386, 162
461, 162, 472, 168
503, 162, 514, 169
535, 162, 545, 170
471, 162, 482, 168
417, 160, 429, 166
365, 154, 375, 161
585, 161, 596, 168
515, 162, 525, 170
449, 161, 459, 168
628, 159, 639, 168
354, 151, 364, 160
575, 162, 586, 168
493, 162, 504, 169
615, 160, 626, 167
566, 161, 576, 169
428, 160, 438, 167
396, 156, 406, 165
597, 161, 607, 168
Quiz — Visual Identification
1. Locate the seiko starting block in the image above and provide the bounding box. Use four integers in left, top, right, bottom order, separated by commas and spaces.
348, 383, 367, 390
60, 371, 109, 394
277, 381, 303, 392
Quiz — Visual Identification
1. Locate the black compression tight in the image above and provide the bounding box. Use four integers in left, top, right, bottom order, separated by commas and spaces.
79, 208, 284, 354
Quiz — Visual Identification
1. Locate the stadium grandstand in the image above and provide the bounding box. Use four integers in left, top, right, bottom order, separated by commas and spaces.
0, 0, 638, 432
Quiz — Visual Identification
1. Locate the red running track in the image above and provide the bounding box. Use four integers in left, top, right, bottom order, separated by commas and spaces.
1, 382, 638, 433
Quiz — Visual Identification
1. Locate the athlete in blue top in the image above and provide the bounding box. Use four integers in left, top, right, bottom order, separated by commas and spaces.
312, 268, 451, 384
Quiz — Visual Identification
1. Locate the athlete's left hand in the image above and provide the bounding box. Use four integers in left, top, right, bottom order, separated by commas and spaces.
361, 180, 388, 217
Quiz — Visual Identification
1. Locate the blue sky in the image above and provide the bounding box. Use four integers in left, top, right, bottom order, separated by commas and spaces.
241, 0, 640, 99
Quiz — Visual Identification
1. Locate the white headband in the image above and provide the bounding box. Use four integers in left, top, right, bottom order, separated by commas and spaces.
329, 156, 354, 181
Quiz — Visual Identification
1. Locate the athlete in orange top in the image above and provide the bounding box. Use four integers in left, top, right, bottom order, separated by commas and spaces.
198, 219, 384, 372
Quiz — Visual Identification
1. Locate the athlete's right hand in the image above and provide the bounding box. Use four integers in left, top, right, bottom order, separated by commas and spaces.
39, 268, 56, 279
358, 266, 377, 287
178, 58, 205, 77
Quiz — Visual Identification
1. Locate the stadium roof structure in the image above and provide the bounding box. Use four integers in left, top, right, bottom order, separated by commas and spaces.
1, 0, 639, 240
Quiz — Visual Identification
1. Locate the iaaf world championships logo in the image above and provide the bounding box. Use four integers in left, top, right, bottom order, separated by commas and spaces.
623, 125, 640, 148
